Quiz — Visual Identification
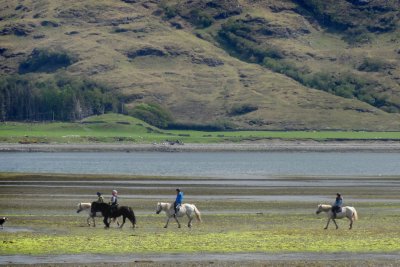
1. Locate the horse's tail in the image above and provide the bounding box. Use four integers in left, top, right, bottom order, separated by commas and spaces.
352, 207, 358, 221
193, 205, 202, 222
128, 207, 137, 227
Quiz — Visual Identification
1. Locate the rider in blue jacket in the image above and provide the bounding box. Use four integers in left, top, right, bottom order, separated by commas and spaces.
174, 188, 183, 217
332, 193, 343, 218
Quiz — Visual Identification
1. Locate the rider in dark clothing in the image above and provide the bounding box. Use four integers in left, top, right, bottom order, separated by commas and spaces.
332, 193, 343, 218
110, 189, 118, 214
174, 188, 183, 217
96, 192, 104, 203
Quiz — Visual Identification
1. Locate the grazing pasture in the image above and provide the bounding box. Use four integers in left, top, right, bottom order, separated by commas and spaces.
0, 173, 400, 266
2, 113, 400, 145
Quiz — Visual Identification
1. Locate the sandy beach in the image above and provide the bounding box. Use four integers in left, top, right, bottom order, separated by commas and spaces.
1, 140, 400, 152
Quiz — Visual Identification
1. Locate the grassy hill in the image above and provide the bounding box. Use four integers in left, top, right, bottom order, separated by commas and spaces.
0, 0, 400, 130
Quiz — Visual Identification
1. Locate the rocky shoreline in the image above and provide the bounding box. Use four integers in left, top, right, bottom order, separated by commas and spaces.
1, 140, 400, 152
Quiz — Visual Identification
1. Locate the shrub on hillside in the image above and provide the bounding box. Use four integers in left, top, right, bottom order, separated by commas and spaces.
188, 9, 214, 28
128, 103, 173, 129
18, 48, 76, 74
357, 57, 389, 72
342, 27, 372, 45
218, 19, 284, 63
167, 120, 236, 131
295, 0, 398, 44
230, 103, 258, 116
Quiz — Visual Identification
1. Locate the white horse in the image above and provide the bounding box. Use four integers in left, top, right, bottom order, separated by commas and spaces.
76, 202, 118, 227
316, 204, 358, 230
156, 202, 202, 228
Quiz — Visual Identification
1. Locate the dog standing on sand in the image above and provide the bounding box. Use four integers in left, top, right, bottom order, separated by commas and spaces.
0, 217, 8, 229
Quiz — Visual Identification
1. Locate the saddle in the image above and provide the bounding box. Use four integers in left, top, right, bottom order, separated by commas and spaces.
332, 206, 342, 213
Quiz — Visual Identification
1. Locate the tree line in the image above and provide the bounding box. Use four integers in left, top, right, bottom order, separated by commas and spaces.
0, 74, 120, 121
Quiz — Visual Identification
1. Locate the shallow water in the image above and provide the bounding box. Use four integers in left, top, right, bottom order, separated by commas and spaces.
1, 152, 400, 177
1, 226, 33, 233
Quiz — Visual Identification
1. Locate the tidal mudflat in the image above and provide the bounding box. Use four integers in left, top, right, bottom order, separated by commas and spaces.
0, 173, 400, 266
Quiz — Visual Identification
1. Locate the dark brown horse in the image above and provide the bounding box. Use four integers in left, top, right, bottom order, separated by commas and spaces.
91, 202, 136, 228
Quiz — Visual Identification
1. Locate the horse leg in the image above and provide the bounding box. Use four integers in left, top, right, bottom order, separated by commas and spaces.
324, 218, 331, 229
87, 216, 91, 226
332, 219, 338, 229
349, 216, 353, 230
103, 216, 110, 228
120, 216, 126, 228
174, 216, 181, 228
187, 213, 193, 228
92, 216, 96, 227
164, 217, 171, 228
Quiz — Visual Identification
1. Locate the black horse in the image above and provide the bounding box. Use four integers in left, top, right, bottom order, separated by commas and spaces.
91, 202, 136, 228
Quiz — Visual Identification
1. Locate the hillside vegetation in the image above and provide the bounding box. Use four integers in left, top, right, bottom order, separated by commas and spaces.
0, 0, 400, 130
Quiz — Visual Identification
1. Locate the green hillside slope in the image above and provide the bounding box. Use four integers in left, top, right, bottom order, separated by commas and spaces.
1, 0, 400, 130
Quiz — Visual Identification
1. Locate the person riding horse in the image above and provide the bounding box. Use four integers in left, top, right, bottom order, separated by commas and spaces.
332, 193, 343, 218
174, 188, 184, 217
110, 189, 118, 215
96, 192, 104, 203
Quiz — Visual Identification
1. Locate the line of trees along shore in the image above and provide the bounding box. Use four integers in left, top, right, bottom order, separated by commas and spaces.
0, 74, 119, 121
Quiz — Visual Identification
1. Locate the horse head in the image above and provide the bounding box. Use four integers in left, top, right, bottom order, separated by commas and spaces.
156, 202, 162, 214
76, 203, 83, 213
315, 204, 323, 214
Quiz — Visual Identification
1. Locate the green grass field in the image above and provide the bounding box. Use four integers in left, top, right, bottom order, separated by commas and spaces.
1, 113, 400, 144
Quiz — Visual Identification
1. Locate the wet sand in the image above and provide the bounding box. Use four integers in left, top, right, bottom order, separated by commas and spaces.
1, 173, 400, 266
1, 140, 400, 152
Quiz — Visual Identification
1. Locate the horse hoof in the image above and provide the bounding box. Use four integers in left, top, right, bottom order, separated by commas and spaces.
164, 226, 167, 228
324, 228, 327, 230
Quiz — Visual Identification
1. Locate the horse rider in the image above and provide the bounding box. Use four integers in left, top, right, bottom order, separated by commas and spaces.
96, 192, 104, 203
332, 193, 343, 218
110, 189, 118, 214
174, 188, 184, 217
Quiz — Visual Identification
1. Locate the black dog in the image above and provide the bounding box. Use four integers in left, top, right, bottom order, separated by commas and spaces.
0, 217, 8, 228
